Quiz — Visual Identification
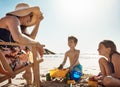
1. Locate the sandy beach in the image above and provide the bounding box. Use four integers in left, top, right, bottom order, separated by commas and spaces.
0, 54, 101, 87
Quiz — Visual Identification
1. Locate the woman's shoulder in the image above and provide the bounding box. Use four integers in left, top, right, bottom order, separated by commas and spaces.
0, 16, 11, 28
5, 16, 18, 22
0, 16, 15, 20
4, 16, 19, 26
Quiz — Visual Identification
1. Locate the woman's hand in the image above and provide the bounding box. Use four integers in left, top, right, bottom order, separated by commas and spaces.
36, 13, 44, 23
36, 42, 44, 58
39, 13, 44, 21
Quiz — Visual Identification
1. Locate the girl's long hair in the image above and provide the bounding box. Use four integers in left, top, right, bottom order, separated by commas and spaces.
99, 40, 120, 56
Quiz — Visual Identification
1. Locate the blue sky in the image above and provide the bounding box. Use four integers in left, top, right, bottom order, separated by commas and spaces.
0, 0, 120, 54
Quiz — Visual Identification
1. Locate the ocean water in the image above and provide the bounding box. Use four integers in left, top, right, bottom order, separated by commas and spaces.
40, 53, 101, 75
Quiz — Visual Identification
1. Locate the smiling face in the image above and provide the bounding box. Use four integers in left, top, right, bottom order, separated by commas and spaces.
67, 36, 78, 49
68, 39, 76, 48
97, 43, 110, 56
98, 40, 117, 57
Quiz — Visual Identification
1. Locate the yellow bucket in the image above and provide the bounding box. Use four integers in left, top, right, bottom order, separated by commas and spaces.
50, 68, 69, 78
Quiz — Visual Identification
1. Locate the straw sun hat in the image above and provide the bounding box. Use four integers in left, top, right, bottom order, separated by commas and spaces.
6, 3, 42, 26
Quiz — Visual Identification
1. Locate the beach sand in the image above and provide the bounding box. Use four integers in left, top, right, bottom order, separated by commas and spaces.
0, 54, 101, 87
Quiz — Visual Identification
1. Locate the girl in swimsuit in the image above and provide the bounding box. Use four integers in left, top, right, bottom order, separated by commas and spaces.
98, 40, 120, 87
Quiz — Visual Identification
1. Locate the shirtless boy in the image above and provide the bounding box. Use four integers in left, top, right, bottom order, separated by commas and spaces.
58, 36, 82, 81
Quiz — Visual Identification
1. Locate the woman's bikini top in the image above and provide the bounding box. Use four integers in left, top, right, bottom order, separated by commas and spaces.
0, 28, 14, 42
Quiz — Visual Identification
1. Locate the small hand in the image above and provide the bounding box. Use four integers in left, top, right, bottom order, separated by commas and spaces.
58, 64, 63, 69
68, 66, 73, 71
97, 75, 105, 80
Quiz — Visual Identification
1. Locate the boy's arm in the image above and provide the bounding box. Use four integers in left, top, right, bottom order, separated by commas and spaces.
61, 52, 68, 66
58, 52, 67, 69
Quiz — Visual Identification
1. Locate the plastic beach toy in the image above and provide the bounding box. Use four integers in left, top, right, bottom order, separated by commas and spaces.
71, 70, 82, 81
50, 68, 69, 78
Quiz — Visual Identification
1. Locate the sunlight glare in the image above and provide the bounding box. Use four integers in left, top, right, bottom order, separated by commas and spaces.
57, 0, 97, 23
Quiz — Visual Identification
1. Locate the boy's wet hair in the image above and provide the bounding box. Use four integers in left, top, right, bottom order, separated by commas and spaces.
68, 36, 78, 44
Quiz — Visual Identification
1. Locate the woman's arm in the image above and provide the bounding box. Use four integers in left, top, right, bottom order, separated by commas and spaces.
6, 16, 36, 44
30, 14, 44, 39
5, 16, 44, 57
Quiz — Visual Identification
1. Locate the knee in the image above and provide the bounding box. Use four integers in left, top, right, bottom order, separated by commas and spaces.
102, 76, 112, 86
99, 57, 107, 64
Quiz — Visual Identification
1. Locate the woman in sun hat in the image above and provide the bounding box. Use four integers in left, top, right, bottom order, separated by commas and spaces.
0, 3, 44, 85
14, 3, 44, 39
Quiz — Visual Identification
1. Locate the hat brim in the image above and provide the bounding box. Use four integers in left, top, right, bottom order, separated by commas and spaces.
7, 6, 41, 26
